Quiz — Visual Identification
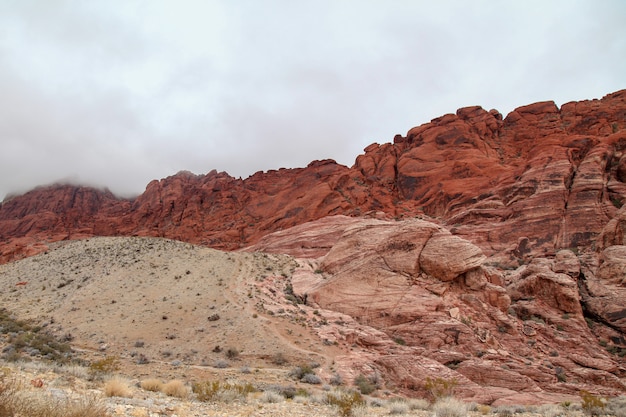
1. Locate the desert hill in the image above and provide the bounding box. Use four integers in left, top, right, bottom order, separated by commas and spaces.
1, 90, 626, 405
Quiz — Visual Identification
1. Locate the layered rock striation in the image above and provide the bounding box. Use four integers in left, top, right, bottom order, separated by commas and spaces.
2, 89, 626, 400
2, 90, 625, 264
257, 216, 626, 403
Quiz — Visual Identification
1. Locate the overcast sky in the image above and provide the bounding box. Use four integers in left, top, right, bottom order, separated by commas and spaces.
0, 1, 624, 201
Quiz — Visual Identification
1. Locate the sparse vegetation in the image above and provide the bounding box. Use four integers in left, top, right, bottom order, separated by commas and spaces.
0, 308, 73, 363
226, 347, 239, 359
213, 359, 230, 368
432, 396, 469, 417
162, 379, 189, 398
326, 389, 365, 417
289, 363, 317, 382
0, 373, 109, 417
607, 395, 626, 417
140, 378, 163, 392
300, 373, 322, 384
89, 356, 120, 376
580, 390, 606, 416
103, 377, 132, 398
259, 390, 284, 403
354, 374, 376, 395
424, 377, 458, 401
388, 399, 409, 415
192, 380, 256, 403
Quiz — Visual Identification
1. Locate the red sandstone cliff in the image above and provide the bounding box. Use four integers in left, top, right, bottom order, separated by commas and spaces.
2, 90, 626, 401
1, 90, 625, 264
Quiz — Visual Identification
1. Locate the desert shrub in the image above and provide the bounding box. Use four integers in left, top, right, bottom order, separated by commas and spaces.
57, 364, 90, 379
301, 373, 322, 384
493, 404, 527, 417
349, 404, 370, 417
388, 399, 409, 415
424, 377, 457, 401
407, 398, 431, 410
432, 396, 469, 417
607, 396, 626, 417
103, 377, 132, 398
213, 359, 230, 368
162, 379, 189, 398
0, 374, 18, 417
289, 363, 315, 380
329, 373, 343, 386
369, 397, 384, 407
354, 374, 376, 395
293, 394, 309, 404
226, 347, 239, 359
0, 309, 73, 364
0, 375, 109, 417
140, 378, 163, 392
537, 404, 566, 417
89, 356, 120, 375
192, 380, 256, 402
326, 390, 366, 417
271, 352, 288, 365
581, 390, 606, 416
259, 390, 284, 403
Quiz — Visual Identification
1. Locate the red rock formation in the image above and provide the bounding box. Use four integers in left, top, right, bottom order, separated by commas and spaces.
2, 90, 625, 264
275, 216, 625, 402
1, 89, 626, 400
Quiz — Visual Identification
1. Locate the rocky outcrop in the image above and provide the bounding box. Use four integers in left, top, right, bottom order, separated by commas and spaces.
284, 217, 625, 402
2, 91, 626, 400
2, 90, 625, 265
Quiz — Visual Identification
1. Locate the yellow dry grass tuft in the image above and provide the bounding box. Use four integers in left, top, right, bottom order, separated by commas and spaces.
1, 374, 109, 417
162, 379, 189, 399
103, 377, 133, 398
139, 378, 163, 392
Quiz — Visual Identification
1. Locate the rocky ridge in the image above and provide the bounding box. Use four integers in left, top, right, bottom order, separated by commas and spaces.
1, 90, 625, 263
1, 90, 626, 403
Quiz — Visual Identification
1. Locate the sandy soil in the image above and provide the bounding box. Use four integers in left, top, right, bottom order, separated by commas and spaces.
0, 236, 345, 381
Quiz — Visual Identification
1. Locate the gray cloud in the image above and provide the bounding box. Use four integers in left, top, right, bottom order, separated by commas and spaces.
1, 0, 625, 200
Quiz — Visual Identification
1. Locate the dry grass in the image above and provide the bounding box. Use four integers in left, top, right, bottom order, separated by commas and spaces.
388, 399, 409, 415
162, 379, 189, 399
103, 377, 133, 398
432, 397, 469, 417
259, 390, 284, 403
407, 398, 431, 410
140, 378, 164, 392
0, 375, 109, 417
56, 364, 91, 379
192, 380, 256, 403
608, 396, 626, 417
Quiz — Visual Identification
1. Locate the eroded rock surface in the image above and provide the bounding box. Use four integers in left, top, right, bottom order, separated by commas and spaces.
285, 217, 626, 402
2, 90, 626, 401
2, 90, 625, 265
